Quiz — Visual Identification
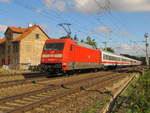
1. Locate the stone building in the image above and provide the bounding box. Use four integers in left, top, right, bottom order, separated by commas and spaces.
0, 25, 49, 69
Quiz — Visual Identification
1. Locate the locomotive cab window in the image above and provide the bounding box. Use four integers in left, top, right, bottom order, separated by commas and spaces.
44, 43, 64, 50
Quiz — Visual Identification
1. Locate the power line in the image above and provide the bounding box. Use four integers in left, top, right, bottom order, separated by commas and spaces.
13, 1, 96, 39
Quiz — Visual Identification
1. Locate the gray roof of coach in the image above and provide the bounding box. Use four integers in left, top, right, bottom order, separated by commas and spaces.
102, 50, 141, 62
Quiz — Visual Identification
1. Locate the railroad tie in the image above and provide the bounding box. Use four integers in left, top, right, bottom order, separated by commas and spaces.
22, 97, 39, 102
34, 108, 46, 112
24, 111, 32, 113
36, 94, 48, 97
42, 105, 53, 109
28, 96, 41, 99
14, 100, 31, 104
5, 102, 24, 107
0, 106, 14, 110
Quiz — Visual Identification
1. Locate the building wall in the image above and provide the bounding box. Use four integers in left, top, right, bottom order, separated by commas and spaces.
0, 44, 6, 66
1, 30, 21, 68
13, 33, 22, 40
20, 27, 48, 67
2, 40, 20, 69
5, 30, 12, 40
0, 26, 49, 69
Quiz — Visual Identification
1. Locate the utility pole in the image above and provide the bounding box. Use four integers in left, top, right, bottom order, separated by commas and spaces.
144, 33, 149, 66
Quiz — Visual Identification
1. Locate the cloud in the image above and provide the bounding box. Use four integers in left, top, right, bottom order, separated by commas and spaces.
72, 0, 150, 13
95, 26, 112, 34
43, 0, 66, 11
113, 44, 147, 56
73, 0, 105, 13
35, 9, 42, 14
0, 0, 11, 3
43, 0, 52, 9
120, 30, 129, 35
114, 44, 132, 51
54, 1, 66, 11
42, 0, 150, 13
0, 25, 7, 33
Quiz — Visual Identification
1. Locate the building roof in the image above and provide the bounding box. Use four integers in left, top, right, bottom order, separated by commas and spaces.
12, 25, 38, 41
13, 25, 50, 41
3, 25, 50, 42
0, 25, 49, 44
0, 37, 7, 44
8, 27, 26, 33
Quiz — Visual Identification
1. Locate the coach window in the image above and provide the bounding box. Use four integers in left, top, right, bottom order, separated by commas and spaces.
70, 45, 72, 51
109, 56, 112, 60
106, 55, 109, 60
109, 56, 111, 60
103, 54, 106, 60
112, 57, 115, 61
108, 55, 110, 60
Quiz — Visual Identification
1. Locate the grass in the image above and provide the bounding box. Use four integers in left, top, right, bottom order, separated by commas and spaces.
0, 68, 32, 74
82, 99, 109, 113
112, 71, 150, 113
82, 108, 97, 113
0, 69, 11, 74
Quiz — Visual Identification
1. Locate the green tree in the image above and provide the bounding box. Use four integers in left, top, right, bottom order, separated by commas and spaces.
85, 36, 97, 48
104, 47, 114, 53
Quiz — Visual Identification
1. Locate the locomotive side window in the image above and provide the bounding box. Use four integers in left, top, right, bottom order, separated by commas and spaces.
44, 43, 64, 50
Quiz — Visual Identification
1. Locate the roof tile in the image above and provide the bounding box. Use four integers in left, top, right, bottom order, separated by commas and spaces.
0, 37, 7, 44
8, 27, 26, 33
13, 25, 38, 41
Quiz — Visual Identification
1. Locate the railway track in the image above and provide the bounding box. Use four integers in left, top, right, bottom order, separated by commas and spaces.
0, 72, 46, 83
0, 71, 116, 101
0, 71, 133, 113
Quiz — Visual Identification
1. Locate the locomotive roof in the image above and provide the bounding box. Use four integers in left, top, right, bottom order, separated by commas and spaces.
75, 40, 97, 50
46, 38, 97, 50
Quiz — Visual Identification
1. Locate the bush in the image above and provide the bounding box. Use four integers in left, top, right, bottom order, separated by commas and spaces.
127, 72, 150, 113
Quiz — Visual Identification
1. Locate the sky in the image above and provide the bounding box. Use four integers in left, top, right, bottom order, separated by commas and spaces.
0, 0, 150, 56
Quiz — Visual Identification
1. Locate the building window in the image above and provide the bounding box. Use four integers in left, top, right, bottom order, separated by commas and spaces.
2, 59, 5, 65
35, 34, 40, 39
8, 46, 10, 53
13, 44, 19, 53
13, 58, 18, 64
8, 56, 10, 64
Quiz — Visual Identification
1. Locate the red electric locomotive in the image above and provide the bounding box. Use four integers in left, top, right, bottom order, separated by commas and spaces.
40, 38, 104, 74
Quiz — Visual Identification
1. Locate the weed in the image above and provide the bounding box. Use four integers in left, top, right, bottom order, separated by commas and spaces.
112, 71, 150, 113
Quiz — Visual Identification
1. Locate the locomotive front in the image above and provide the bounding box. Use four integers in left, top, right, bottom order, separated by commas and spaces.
40, 39, 67, 73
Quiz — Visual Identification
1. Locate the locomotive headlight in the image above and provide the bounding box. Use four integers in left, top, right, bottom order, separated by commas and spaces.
54, 54, 63, 58
42, 54, 50, 57
42, 54, 63, 58
49, 54, 54, 57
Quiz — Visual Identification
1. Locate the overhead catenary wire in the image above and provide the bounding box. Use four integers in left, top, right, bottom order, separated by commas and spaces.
1, 0, 144, 57
13, 0, 97, 39
13, 0, 110, 41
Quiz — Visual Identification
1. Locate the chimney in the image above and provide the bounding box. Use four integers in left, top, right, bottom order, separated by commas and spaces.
28, 24, 33, 27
